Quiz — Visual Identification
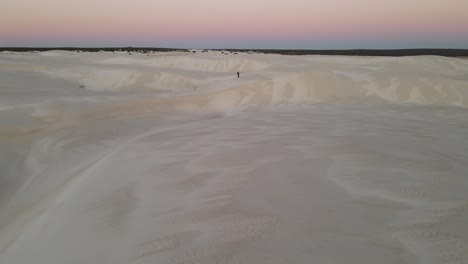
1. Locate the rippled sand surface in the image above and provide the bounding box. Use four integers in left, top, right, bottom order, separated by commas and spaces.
1, 51, 468, 264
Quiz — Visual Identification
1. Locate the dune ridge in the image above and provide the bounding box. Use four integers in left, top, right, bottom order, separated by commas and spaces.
1, 51, 468, 264
1, 52, 468, 137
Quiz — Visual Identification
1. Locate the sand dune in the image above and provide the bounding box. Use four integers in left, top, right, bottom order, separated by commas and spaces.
1, 51, 468, 264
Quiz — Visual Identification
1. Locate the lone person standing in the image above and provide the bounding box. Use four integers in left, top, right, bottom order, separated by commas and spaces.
237, 71, 240, 78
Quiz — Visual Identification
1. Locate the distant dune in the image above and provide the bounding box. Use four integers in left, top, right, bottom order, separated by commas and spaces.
1, 51, 468, 264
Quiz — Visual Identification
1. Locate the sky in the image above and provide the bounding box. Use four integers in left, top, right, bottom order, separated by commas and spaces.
1, 0, 468, 49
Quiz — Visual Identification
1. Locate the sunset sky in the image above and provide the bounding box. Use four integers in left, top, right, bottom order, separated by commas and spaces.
1, 0, 467, 49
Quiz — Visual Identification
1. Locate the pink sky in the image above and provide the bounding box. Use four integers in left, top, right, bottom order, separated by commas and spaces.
1, 0, 467, 48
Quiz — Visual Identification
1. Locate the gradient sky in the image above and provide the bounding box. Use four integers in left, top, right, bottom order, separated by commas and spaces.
1, 0, 468, 49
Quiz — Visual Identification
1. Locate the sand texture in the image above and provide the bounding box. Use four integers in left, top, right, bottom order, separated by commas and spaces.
1, 51, 468, 264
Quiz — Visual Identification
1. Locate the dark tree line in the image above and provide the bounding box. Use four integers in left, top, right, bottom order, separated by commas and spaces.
1, 47, 468, 57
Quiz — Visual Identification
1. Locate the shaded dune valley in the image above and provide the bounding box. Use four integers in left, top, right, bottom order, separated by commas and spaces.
1, 50, 468, 264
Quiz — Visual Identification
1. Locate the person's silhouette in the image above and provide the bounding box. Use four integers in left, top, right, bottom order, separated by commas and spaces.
237, 72, 240, 78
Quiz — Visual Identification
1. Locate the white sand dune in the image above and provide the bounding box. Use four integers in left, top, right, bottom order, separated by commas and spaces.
1, 51, 468, 264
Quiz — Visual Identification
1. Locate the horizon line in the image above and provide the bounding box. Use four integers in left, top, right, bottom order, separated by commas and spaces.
2, 47, 468, 57
1, 46, 468, 50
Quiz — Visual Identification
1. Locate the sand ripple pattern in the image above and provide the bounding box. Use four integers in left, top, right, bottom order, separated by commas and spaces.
2, 52, 468, 264
326, 103, 468, 264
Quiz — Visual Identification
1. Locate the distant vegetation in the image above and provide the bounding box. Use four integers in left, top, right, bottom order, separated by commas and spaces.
218, 49, 468, 57
1, 47, 468, 57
